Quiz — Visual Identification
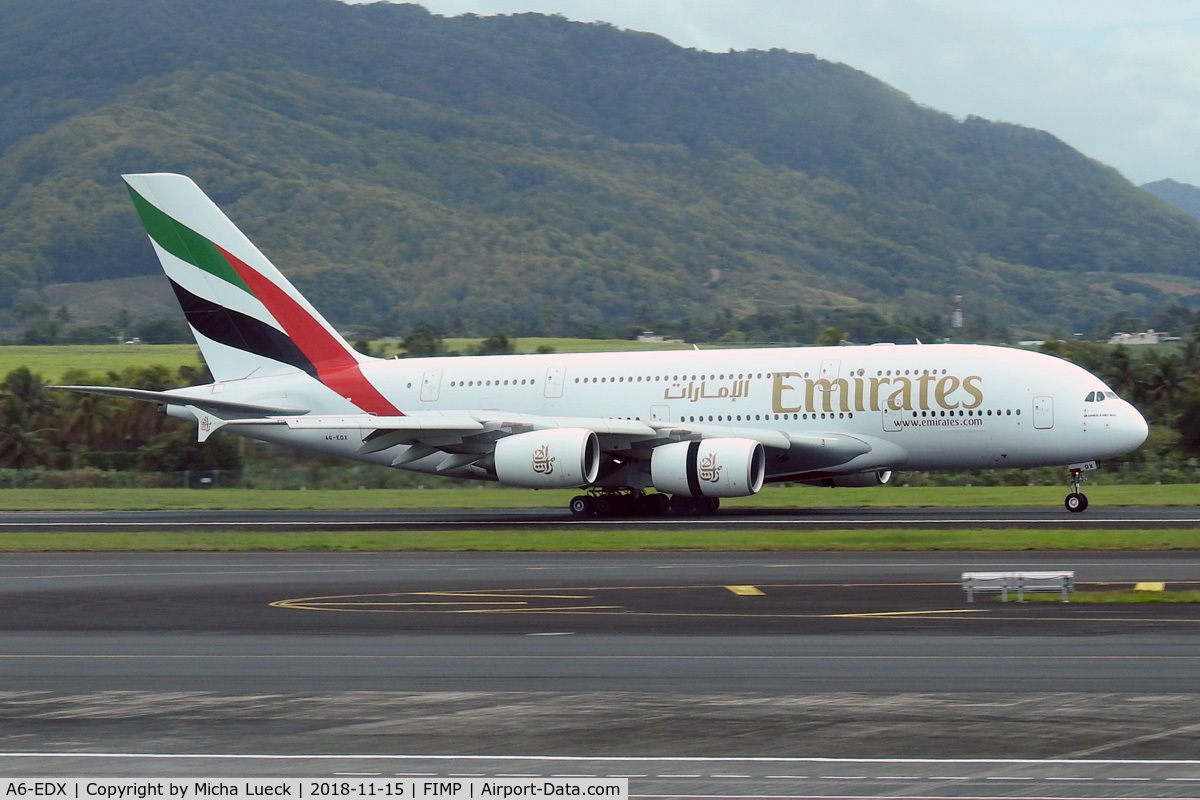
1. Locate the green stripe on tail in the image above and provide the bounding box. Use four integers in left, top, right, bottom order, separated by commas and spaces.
125, 182, 252, 294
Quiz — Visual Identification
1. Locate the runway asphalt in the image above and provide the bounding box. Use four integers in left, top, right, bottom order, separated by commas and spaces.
0, 505, 1197, 531
4, 550, 1200, 795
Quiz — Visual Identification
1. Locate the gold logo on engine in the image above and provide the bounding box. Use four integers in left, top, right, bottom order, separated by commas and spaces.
532, 444, 556, 475
698, 452, 722, 483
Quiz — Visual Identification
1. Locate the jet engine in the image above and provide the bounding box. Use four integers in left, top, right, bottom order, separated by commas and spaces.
493, 428, 601, 489
651, 438, 765, 497
802, 469, 893, 488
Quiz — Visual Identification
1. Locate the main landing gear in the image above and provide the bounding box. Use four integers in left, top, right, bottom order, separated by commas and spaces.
568, 488, 718, 517
1064, 466, 1089, 513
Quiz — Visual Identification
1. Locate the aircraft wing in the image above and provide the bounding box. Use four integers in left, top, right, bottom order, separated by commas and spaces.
81, 386, 888, 476
203, 409, 880, 474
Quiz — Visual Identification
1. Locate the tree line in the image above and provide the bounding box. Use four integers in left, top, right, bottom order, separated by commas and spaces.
0, 321, 1196, 482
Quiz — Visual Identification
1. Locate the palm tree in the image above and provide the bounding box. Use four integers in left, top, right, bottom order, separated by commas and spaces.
1105, 346, 1142, 402
1146, 354, 1186, 408
56, 391, 119, 451
0, 396, 53, 469
1, 367, 57, 422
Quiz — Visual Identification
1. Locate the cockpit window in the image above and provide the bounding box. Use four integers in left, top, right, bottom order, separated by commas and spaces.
1105, 391, 1118, 400
1085, 391, 1096, 402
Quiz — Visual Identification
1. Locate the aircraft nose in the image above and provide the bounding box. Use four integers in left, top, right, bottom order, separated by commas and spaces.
1120, 403, 1149, 453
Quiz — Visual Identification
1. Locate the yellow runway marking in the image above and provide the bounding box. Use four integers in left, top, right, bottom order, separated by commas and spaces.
280, 601, 529, 607
457, 605, 624, 614
270, 590, 612, 613
825, 609, 987, 618
412, 592, 591, 599
725, 585, 764, 596
1135, 582, 1166, 591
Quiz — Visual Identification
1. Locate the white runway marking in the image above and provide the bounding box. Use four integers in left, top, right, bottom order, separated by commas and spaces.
4, 753, 1200, 764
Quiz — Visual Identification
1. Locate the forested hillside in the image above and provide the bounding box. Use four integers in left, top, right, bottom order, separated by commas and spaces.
3, 0, 1200, 339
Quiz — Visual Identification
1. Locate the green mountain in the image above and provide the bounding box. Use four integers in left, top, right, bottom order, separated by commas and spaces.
2, 0, 1200, 339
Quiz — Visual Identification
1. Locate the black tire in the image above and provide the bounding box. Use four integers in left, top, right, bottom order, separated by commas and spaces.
635, 493, 671, 517
569, 495, 593, 516
652, 492, 672, 516
670, 495, 696, 515
1064, 492, 1089, 513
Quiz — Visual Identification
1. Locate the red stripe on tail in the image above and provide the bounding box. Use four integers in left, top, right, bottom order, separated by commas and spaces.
217, 246, 402, 416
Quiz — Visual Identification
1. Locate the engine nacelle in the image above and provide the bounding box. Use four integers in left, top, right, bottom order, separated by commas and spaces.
802, 469, 893, 488
494, 428, 600, 489
651, 438, 765, 497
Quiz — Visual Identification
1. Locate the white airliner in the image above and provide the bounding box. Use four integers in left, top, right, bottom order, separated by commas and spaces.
58, 173, 1148, 515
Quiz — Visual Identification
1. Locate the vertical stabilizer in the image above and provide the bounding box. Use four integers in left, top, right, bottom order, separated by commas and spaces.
123, 173, 398, 414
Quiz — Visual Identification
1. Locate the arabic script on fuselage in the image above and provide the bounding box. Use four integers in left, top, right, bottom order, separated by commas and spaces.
661, 372, 984, 413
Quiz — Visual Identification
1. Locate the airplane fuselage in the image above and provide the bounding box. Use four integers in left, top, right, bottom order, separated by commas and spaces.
169, 341, 1147, 480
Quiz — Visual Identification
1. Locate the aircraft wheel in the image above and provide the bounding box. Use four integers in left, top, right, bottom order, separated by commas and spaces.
652, 492, 672, 516
569, 495, 594, 517
593, 495, 615, 516
670, 495, 697, 515
636, 493, 670, 517
698, 496, 720, 515
1064, 492, 1089, 513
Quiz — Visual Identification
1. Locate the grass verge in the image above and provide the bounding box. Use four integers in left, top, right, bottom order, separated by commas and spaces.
0, 483, 1195, 510
1, 528, 1198, 552
1027, 590, 1200, 603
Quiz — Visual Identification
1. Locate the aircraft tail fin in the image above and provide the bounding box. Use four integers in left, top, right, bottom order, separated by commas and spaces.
123, 173, 399, 414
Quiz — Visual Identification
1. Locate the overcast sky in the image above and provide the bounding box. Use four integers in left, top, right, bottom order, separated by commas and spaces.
345, 0, 1200, 187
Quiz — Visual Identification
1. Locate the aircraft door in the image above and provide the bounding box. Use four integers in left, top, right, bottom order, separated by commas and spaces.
1033, 395, 1054, 429
544, 366, 566, 399
420, 369, 442, 402
650, 404, 670, 423
819, 359, 841, 380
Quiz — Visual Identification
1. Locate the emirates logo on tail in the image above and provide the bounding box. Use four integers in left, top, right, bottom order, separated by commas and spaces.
698, 452, 722, 483
532, 444, 556, 475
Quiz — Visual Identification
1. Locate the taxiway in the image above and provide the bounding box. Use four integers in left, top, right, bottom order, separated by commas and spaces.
4, 550, 1200, 795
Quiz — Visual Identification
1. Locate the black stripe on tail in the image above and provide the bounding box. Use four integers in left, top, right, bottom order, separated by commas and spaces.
169, 279, 317, 378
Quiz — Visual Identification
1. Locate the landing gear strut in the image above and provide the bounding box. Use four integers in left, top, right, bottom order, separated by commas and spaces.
569, 488, 670, 517
1064, 467, 1089, 513
568, 489, 710, 517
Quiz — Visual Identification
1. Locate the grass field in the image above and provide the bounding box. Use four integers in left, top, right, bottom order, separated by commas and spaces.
1, 344, 201, 382
0, 483, 1193, 510
0, 527, 1196, 552
1028, 590, 1200, 603
4, 340, 689, 382
442, 337, 696, 354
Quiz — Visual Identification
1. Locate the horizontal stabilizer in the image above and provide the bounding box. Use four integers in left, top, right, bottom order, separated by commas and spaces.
52, 385, 308, 417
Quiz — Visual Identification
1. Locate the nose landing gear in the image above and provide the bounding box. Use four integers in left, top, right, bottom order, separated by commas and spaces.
1064, 463, 1093, 513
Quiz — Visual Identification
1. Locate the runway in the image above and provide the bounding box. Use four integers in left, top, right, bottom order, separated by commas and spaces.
0, 505, 1196, 531
4, 551, 1200, 795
